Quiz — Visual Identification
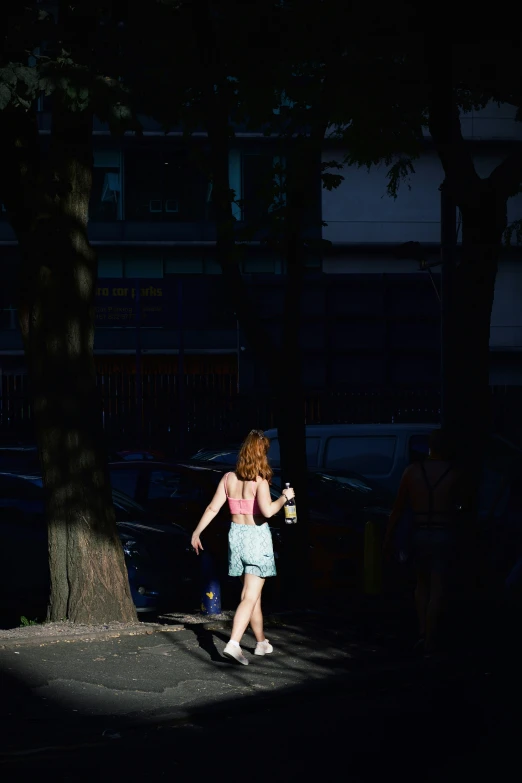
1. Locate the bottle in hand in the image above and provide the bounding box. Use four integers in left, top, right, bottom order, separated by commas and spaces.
284, 482, 297, 525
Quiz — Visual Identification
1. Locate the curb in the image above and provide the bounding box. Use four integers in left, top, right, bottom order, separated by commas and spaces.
0, 605, 409, 651
0, 609, 324, 650
0, 623, 187, 650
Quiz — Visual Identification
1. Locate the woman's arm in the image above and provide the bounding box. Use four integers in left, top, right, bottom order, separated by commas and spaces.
255, 479, 294, 519
191, 476, 227, 554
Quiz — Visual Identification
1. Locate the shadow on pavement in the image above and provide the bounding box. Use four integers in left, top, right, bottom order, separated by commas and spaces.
0, 641, 519, 783
1, 594, 522, 782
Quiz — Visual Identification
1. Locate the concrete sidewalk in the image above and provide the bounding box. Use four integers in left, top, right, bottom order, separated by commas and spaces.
3, 590, 522, 782
0, 611, 400, 750
0, 607, 511, 780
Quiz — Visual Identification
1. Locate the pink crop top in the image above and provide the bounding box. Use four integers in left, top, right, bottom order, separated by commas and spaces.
224, 472, 261, 515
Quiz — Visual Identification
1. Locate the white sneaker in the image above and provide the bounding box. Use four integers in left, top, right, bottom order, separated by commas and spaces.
254, 639, 274, 656
223, 642, 249, 665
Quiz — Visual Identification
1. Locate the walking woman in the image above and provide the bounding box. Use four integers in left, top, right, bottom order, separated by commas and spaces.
191, 429, 294, 665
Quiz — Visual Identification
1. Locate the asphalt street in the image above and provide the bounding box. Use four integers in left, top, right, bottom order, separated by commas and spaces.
0, 611, 518, 782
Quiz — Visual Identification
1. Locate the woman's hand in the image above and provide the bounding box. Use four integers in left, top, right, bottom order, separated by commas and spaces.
282, 486, 295, 501
191, 532, 204, 555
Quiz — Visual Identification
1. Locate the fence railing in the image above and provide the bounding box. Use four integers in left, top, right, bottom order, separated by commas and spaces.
1, 370, 521, 454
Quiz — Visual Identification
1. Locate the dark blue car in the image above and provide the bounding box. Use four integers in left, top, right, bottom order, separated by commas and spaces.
0, 472, 198, 621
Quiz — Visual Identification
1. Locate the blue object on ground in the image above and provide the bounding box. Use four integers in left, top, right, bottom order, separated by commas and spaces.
200, 550, 222, 615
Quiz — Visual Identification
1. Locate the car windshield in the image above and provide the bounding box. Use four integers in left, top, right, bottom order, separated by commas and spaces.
191, 448, 238, 464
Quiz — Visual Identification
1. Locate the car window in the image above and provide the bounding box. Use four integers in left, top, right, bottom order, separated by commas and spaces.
148, 470, 182, 499
268, 438, 320, 468
148, 470, 201, 500
324, 437, 397, 475
109, 467, 141, 498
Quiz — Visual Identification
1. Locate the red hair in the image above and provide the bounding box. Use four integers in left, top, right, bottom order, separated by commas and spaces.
235, 429, 272, 482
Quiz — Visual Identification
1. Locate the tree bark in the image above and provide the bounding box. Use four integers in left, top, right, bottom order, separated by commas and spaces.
1, 107, 137, 624
445, 187, 504, 455
427, 53, 516, 472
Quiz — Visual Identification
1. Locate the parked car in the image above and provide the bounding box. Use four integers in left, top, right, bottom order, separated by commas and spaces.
0, 445, 40, 474
190, 446, 240, 465
189, 424, 438, 494
264, 423, 439, 494
0, 472, 198, 622
110, 448, 166, 462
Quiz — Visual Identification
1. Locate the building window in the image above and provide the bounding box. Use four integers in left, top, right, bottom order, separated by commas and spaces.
90, 149, 122, 221
98, 252, 124, 278
242, 259, 276, 273
124, 148, 211, 222
125, 253, 163, 278
165, 259, 205, 274
0, 258, 18, 330
163, 258, 223, 274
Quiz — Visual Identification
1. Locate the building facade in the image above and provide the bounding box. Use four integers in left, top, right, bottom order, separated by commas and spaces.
321, 102, 522, 386
1, 103, 521, 446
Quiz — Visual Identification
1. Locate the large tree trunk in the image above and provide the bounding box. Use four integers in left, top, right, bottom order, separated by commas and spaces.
445, 189, 503, 460
2, 108, 137, 624
445, 189, 505, 594
428, 63, 513, 478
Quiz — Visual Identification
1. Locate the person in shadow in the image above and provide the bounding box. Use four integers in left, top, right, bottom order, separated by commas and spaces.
384, 429, 464, 656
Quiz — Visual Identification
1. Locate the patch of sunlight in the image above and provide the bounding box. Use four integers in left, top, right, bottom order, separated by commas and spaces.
66, 320, 82, 357
92, 470, 105, 488
75, 265, 92, 301
67, 225, 89, 255
66, 431, 80, 450
70, 452, 96, 473
32, 304, 43, 330
53, 484, 80, 504
46, 336, 64, 355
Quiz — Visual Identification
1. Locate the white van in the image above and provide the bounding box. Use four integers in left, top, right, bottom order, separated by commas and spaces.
264, 423, 438, 495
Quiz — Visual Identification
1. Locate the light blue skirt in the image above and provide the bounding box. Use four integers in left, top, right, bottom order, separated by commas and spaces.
228, 522, 277, 578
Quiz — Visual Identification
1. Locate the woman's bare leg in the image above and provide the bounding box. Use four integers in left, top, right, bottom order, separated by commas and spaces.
230, 574, 265, 644
238, 576, 265, 643
249, 595, 265, 642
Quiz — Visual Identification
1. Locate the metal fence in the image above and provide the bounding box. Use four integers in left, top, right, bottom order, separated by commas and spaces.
1, 368, 521, 454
